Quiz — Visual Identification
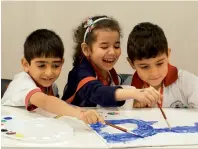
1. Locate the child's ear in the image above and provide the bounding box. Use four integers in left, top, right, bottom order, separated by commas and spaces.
81, 43, 90, 57
168, 48, 171, 62
126, 57, 135, 69
21, 57, 30, 72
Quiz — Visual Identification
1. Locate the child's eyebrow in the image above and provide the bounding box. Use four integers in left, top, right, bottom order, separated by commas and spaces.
35, 61, 47, 63
35, 61, 62, 64
156, 58, 165, 62
100, 42, 109, 45
138, 63, 149, 66
52, 61, 62, 63
100, 41, 120, 45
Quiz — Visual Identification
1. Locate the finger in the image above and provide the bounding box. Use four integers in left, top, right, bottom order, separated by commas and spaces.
86, 116, 94, 124
93, 110, 105, 124
144, 89, 155, 106
98, 116, 105, 124
92, 110, 100, 118
91, 114, 98, 124
146, 92, 155, 105
85, 111, 96, 124
144, 95, 152, 107
81, 112, 89, 124
133, 101, 141, 108
148, 87, 161, 104
139, 101, 148, 108
134, 99, 147, 108
153, 88, 162, 104
84, 111, 94, 124
150, 87, 160, 102
89, 110, 104, 124
151, 86, 162, 99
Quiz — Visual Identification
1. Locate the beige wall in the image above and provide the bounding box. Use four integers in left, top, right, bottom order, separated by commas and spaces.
2, 1, 198, 96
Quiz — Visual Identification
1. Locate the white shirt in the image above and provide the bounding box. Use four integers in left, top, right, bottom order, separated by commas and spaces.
1, 72, 59, 110
122, 70, 198, 108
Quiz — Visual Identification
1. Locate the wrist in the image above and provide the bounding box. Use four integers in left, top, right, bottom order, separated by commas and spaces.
130, 87, 137, 99
76, 109, 84, 120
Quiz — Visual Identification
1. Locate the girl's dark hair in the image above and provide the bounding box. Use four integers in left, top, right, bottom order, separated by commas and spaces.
127, 22, 168, 63
73, 15, 122, 66
24, 29, 64, 64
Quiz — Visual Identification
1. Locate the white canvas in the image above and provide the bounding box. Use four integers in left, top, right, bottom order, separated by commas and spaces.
90, 109, 198, 148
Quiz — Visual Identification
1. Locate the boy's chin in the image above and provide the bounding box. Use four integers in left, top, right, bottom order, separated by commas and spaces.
39, 82, 53, 87
149, 82, 163, 88
42, 84, 52, 87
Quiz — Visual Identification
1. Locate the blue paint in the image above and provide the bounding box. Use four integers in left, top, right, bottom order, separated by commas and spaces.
90, 119, 198, 143
3, 117, 12, 120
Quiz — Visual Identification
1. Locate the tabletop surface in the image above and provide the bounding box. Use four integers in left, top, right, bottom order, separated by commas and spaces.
1, 106, 198, 149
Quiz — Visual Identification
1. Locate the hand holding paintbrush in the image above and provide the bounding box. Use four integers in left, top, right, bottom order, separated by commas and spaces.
154, 85, 171, 128
133, 85, 171, 128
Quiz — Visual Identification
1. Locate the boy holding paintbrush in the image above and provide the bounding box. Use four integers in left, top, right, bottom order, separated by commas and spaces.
124, 22, 198, 109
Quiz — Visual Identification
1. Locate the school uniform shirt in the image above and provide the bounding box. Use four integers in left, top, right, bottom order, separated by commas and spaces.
1, 71, 59, 111
62, 58, 125, 107
123, 64, 198, 108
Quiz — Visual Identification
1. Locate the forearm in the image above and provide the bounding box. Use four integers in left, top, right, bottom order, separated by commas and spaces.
80, 82, 121, 107
115, 88, 136, 101
30, 92, 81, 118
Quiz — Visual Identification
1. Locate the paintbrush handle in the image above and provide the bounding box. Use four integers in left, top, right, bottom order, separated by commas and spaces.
105, 122, 127, 132
105, 121, 144, 138
157, 103, 167, 120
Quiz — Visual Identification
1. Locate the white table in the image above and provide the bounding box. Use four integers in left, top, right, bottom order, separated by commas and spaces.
1, 106, 198, 149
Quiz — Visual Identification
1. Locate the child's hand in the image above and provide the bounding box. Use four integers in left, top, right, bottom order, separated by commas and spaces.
133, 100, 148, 108
133, 86, 162, 107
79, 109, 105, 125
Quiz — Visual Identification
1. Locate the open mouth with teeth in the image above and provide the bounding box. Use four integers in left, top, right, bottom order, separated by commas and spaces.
102, 59, 116, 63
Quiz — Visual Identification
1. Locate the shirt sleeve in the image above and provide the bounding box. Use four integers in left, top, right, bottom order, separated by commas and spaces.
1, 72, 41, 111
77, 80, 125, 107
178, 70, 198, 108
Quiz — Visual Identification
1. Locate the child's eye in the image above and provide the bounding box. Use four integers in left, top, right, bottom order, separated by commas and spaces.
101, 47, 108, 49
52, 64, 60, 68
157, 62, 164, 66
140, 66, 149, 69
38, 65, 45, 68
114, 46, 120, 49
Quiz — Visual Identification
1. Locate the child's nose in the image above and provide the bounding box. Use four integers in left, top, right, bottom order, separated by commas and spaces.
108, 48, 116, 55
45, 68, 53, 77
149, 67, 159, 76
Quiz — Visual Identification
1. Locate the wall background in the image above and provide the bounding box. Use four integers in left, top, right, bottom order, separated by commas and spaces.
2, 1, 198, 96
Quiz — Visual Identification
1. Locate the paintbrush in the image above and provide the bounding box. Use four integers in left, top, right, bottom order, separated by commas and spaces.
149, 85, 171, 128
157, 103, 171, 128
105, 121, 144, 138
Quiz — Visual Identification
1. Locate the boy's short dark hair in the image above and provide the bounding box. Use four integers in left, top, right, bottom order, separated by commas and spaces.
24, 29, 64, 64
127, 22, 168, 63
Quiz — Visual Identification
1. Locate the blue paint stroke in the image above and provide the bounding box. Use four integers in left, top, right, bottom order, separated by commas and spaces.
90, 119, 198, 143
